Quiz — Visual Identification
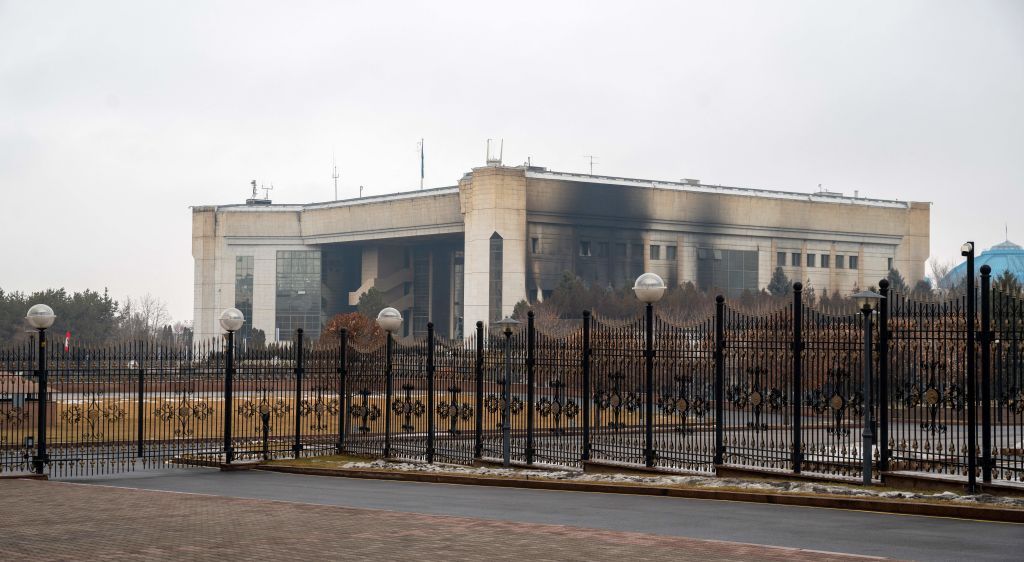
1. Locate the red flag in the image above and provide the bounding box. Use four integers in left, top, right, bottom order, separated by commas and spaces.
64, 331, 70, 352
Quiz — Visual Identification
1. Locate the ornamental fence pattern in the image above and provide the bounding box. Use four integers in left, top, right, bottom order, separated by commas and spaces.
1, 273, 1022, 486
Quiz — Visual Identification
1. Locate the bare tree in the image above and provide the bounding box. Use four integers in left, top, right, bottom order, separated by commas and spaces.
928, 258, 954, 290
118, 293, 171, 341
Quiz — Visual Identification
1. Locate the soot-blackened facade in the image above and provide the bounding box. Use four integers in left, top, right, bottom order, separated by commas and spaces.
192, 164, 930, 342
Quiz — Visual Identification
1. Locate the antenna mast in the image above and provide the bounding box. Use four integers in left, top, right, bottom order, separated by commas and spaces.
332, 152, 340, 201
583, 155, 599, 175
418, 138, 424, 190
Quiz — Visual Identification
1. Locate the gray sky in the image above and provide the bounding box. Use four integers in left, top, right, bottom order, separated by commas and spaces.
1, 0, 1022, 323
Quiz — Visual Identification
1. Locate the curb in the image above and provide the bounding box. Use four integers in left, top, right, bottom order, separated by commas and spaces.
254, 465, 1024, 524
0, 473, 47, 480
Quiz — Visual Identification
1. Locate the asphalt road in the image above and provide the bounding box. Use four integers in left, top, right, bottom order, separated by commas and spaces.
70, 468, 1021, 561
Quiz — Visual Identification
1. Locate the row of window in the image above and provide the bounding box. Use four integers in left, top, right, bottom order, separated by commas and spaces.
572, 240, 678, 261
777, 252, 858, 270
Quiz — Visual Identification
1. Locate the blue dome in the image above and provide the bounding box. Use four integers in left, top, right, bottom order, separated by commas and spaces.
943, 240, 1024, 288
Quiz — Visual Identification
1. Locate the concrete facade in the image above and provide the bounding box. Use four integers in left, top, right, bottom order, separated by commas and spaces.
192, 165, 930, 342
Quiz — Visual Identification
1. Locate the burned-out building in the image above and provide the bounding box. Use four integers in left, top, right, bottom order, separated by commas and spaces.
192, 164, 930, 343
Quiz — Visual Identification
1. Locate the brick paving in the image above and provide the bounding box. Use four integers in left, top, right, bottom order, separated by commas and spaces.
0, 479, 885, 561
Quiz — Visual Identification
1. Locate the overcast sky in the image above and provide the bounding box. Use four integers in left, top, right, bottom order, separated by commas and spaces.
1, 0, 1021, 323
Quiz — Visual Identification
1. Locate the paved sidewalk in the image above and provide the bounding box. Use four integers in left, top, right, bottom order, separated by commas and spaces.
0, 479, 882, 561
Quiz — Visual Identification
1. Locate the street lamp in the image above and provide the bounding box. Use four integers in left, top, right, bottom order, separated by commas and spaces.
25, 304, 55, 475
494, 316, 522, 467
219, 307, 245, 464
851, 290, 883, 486
377, 307, 403, 458
633, 273, 666, 468
961, 240, 978, 493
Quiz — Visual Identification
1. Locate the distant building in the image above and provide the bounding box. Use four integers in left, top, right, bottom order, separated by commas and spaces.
192, 164, 930, 342
944, 239, 1024, 288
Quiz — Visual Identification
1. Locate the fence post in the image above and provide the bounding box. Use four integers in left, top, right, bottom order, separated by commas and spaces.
474, 321, 484, 459
384, 329, 393, 459
526, 311, 536, 465
714, 296, 725, 466
224, 331, 235, 465
980, 265, 992, 484
964, 242, 978, 493
644, 302, 655, 468
878, 279, 890, 472
293, 328, 304, 459
137, 341, 145, 459
427, 322, 436, 464
337, 328, 348, 454
792, 282, 803, 474
582, 310, 592, 462
33, 328, 49, 475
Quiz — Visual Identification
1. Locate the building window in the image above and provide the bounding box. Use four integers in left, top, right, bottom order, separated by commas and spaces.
489, 232, 503, 323
596, 242, 609, 258
821, 254, 830, 268
777, 252, 786, 267
235, 256, 254, 342
697, 248, 758, 296
631, 243, 644, 260
579, 240, 592, 257
275, 250, 322, 341
836, 255, 845, 269
887, 257, 893, 271
666, 246, 677, 260
650, 245, 661, 260
791, 252, 802, 267
807, 254, 816, 268
615, 243, 627, 258
531, 237, 539, 254
849, 256, 859, 269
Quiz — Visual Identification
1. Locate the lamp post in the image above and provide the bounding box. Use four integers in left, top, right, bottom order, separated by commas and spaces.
376, 307, 403, 459
26, 304, 55, 475
633, 273, 667, 468
494, 316, 522, 467
961, 241, 978, 493
219, 308, 245, 464
852, 290, 883, 486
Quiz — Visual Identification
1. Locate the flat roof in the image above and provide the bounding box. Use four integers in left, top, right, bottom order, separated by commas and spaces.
526, 170, 915, 209
202, 185, 459, 212
197, 166, 922, 212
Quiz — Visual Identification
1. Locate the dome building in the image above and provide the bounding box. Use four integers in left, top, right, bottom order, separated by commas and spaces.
944, 240, 1024, 288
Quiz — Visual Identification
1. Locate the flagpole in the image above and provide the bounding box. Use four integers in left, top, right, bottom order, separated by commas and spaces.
420, 138, 424, 190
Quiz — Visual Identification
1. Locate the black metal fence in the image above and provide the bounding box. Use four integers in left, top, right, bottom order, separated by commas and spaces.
2, 272, 1022, 487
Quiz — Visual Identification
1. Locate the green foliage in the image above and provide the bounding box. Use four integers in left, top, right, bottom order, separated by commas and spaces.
512, 299, 531, 320
767, 267, 791, 297
0, 287, 120, 345
251, 328, 267, 349
993, 270, 1021, 296
356, 287, 388, 318
910, 279, 934, 300
887, 268, 909, 295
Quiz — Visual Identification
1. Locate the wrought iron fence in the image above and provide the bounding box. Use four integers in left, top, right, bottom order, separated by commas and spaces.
3, 270, 1022, 488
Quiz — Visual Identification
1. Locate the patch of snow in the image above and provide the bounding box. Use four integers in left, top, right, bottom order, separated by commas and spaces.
330, 459, 1024, 508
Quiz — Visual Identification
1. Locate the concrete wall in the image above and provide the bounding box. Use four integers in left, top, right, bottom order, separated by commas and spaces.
459, 166, 528, 331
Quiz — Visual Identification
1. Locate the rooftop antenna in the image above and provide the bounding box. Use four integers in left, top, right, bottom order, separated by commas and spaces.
332, 152, 340, 201
583, 155, 599, 175
251, 179, 258, 199
359, 185, 364, 198
417, 138, 424, 189
262, 183, 274, 199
